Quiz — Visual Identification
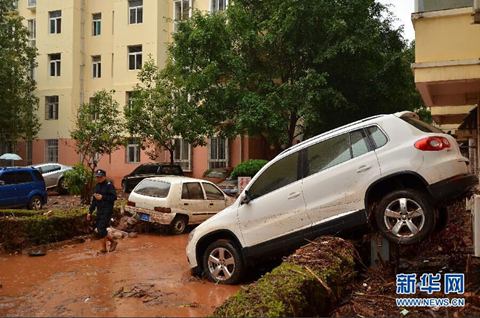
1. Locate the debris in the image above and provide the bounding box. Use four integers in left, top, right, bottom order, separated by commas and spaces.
28, 248, 46, 257
179, 302, 199, 308
84, 297, 90, 303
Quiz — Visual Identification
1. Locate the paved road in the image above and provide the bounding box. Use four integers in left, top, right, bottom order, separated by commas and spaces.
0, 234, 238, 317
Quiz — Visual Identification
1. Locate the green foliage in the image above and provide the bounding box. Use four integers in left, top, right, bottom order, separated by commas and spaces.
0, 209, 89, 250
169, 0, 423, 151
124, 59, 210, 163
231, 159, 268, 179
63, 163, 93, 196
0, 2, 39, 151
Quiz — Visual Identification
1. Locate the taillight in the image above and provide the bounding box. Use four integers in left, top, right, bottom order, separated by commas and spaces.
127, 201, 136, 207
154, 207, 171, 213
414, 136, 451, 151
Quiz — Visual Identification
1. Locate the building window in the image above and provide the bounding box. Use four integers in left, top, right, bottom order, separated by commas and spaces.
89, 97, 100, 121
49, 53, 61, 76
174, 138, 191, 171
211, 0, 227, 12
209, 137, 228, 169
45, 96, 59, 120
126, 91, 137, 111
92, 55, 101, 78
92, 13, 101, 36
173, 0, 191, 32
126, 138, 141, 163
129, 0, 143, 24
49, 10, 61, 34
45, 139, 59, 162
128, 45, 142, 70
27, 19, 36, 47
27, 0, 36, 8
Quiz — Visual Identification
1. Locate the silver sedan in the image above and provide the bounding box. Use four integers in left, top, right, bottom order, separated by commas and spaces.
33, 163, 72, 194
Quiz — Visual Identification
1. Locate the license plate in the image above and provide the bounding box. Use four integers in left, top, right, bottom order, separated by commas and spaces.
139, 213, 150, 222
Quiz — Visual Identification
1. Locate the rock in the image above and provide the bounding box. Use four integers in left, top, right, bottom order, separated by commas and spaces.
128, 232, 138, 238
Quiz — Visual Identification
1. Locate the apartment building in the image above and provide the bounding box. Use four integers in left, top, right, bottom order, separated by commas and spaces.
16, 0, 267, 186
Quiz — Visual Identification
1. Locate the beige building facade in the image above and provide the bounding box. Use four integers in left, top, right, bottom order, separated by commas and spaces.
16, 0, 265, 186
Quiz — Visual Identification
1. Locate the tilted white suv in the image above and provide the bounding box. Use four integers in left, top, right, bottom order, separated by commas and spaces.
186, 111, 478, 284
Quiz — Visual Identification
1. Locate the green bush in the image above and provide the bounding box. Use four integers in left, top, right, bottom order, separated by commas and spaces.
0, 208, 90, 251
230, 159, 268, 179
63, 163, 93, 195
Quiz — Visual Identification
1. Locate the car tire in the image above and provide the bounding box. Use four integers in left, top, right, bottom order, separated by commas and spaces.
375, 189, 435, 245
57, 178, 68, 195
203, 239, 244, 284
28, 195, 43, 210
170, 215, 188, 235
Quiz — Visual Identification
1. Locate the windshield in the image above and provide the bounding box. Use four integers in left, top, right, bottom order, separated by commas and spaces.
134, 179, 171, 198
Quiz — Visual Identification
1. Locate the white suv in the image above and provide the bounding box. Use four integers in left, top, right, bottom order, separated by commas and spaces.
186, 111, 477, 284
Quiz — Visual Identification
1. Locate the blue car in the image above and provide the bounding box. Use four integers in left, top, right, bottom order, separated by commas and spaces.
0, 167, 48, 210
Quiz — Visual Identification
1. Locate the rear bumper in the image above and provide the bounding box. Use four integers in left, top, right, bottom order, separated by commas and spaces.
428, 174, 478, 203
124, 206, 175, 225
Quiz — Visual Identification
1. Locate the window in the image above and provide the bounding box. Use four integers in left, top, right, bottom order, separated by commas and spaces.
367, 126, 388, 149
209, 137, 228, 169
306, 133, 351, 177
174, 0, 191, 32
249, 152, 299, 200
45, 96, 59, 120
174, 138, 191, 171
182, 182, 205, 200
134, 180, 171, 198
38, 164, 61, 174
92, 55, 101, 78
49, 53, 61, 76
27, 0, 36, 7
0, 172, 15, 185
129, 0, 143, 24
128, 45, 142, 70
126, 138, 141, 163
350, 130, 370, 158
45, 139, 58, 162
203, 183, 224, 200
49, 10, 61, 34
92, 13, 101, 36
211, 0, 227, 12
15, 171, 34, 184
126, 91, 138, 111
88, 97, 100, 120
27, 19, 36, 47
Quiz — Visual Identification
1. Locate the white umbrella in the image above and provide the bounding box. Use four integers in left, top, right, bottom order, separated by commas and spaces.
0, 153, 22, 160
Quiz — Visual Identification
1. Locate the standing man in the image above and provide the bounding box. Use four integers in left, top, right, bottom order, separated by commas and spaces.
87, 169, 118, 253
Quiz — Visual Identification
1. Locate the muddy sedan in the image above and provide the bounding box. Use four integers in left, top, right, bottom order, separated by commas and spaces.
125, 176, 233, 234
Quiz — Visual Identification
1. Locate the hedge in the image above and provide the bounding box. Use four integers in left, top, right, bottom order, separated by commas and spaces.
214, 236, 356, 317
230, 159, 268, 179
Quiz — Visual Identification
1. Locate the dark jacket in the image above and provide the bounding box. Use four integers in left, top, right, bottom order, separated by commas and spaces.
89, 180, 117, 215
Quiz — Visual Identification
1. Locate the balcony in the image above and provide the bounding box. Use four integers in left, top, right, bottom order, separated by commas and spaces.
27, 0, 36, 10
414, 0, 472, 13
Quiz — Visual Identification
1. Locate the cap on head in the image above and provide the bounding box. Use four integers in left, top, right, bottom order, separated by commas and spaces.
95, 169, 106, 177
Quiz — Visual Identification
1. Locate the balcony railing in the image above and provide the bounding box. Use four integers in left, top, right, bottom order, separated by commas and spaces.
415, 0, 472, 13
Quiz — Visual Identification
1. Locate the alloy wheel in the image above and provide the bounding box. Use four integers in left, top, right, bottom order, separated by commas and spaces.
207, 247, 236, 281
383, 197, 425, 238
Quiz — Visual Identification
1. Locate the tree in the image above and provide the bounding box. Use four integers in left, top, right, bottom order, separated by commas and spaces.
124, 59, 210, 164
71, 90, 124, 203
0, 2, 39, 152
169, 0, 423, 151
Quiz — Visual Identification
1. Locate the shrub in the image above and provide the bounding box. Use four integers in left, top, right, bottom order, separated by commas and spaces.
63, 163, 93, 195
230, 159, 268, 179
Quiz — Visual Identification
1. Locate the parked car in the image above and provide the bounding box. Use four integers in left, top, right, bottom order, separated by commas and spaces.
186, 111, 478, 284
121, 163, 184, 193
33, 163, 72, 194
217, 178, 239, 197
0, 167, 48, 210
203, 167, 238, 196
125, 176, 233, 234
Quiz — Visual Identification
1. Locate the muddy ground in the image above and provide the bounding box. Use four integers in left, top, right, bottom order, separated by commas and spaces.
0, 234, 238, 317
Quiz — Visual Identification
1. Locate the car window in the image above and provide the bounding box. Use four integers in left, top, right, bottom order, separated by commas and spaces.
42, 165, 61, 174
401, 116, 443, 133
159, 166, 182, 175
366, 126, 388, 149
35, 166, 44, 173
350, 130, 370, 158
248, 152, 299, 200
202, 183, 224, 200
0, 172, 16, 184
182, 182, 205, 200
134, 180, 171, 198
15, 171, 34, 183
306, 133, 351, 176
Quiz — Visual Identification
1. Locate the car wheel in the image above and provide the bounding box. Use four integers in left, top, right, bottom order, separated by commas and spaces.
57, 178, 68, 195
203, 239, 244, 284
28, 195, 43, 210
375, 189, 435, 245
170, 215, 188, 235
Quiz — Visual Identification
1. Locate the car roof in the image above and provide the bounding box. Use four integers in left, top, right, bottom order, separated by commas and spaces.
0, 166, 37, 172
139, 162, 181, 166
144, 176, 209, 184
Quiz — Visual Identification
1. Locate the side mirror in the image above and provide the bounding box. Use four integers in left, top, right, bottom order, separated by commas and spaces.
241, 190, 251, 205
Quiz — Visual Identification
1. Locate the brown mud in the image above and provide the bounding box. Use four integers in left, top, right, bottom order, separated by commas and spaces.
0, 234, 238, 317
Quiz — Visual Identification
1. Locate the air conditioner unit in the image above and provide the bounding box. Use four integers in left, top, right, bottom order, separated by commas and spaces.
474, 0, 480, 24
472, 195, 480, 257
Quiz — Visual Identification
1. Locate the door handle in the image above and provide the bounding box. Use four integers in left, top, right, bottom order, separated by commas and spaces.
356, 165, 371, 173
288, 192, 301, 200
209, 203, 214, 206
184, 203, 189, 206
